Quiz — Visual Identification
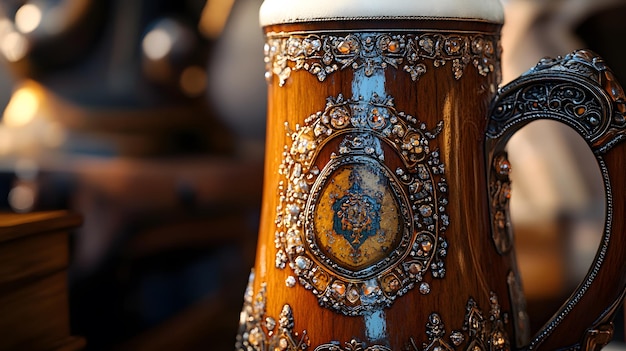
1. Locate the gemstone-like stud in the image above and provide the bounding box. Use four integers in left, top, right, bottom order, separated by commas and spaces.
419, 282, 431, 295
450, 331, 465, 346
346, 286, 360, 303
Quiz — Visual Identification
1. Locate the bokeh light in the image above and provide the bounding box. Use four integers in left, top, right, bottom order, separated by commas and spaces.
180, 65, 207, 96
3, 86, 40, 127
8, 183, 36, 213
142, 27, 172, 61
15, 3, 43, 34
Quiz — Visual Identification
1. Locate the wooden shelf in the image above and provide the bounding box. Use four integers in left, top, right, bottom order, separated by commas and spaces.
0, 211, 84, 351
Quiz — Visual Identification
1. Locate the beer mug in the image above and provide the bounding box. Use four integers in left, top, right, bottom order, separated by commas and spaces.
237, 0, 626, 350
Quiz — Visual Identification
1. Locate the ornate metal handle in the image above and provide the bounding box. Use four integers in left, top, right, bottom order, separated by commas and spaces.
486, 50, 626, 350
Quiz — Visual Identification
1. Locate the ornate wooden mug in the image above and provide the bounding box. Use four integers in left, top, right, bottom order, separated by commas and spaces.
236, 0, 626, 350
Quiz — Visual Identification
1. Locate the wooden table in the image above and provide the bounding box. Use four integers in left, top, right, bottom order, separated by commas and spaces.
0, 210, 85, 351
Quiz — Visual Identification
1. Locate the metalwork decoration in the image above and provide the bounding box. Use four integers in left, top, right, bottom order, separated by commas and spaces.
275, 93, 449, 316
419, 313, 458, 351
487, 49, 626, 349
581, 323, 615, 351
237, 276, 510, 351
314, 339, 392, 351
462, 292, 511, 351
236, 271, 310, 351
402, 293, 510, 351
264, 31, 501, 86
487, 50, 626, 153
489, 153, 513, 254
315, 306, 504, 351
314, 313, 464, 351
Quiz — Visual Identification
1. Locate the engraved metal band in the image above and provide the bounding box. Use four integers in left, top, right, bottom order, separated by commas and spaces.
264, 30, 501, 86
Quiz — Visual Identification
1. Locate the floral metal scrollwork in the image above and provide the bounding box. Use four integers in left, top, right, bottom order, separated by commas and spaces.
314, 339, 391, 351
237, 275, 511, 351
487, 49, 626, 349
265, 31, 500, 86
487, 50, 626, 154
461, 293, 511, 351
403, 292, 510, 351
489, 153, 513, 254
274, 93, 449, 316
236, 272, 310, 351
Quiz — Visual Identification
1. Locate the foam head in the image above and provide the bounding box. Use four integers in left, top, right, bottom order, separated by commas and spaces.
259, 0, 504, 27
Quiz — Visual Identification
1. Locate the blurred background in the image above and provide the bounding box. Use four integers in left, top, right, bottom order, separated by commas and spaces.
0, 0, 622, 350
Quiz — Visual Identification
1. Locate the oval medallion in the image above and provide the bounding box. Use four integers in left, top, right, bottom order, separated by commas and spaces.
274, 93, 449, 315
308, 157, 408, 278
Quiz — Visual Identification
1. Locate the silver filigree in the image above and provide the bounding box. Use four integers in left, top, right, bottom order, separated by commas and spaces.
236, 271, 310, 351
314, 339, 391, 351
275, 93, 448, 316
404, 292, 510, 351
487, 50, 626, 152
403, 313, 460, 351
460, 292, 511, 351
265, 31, 500, 86
237, 280, 510, 351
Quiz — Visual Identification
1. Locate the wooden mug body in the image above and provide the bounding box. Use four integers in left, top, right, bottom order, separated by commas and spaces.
237, 20, 525, 351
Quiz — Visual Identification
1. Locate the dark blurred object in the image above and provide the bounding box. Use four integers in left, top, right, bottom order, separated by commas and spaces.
0, 0, 109, 74
205, 0, 267, 148
0, 210, 84, 351
0, 0, 233, 156
0, 0, 266, 350
576, 2, 626, 85
61, 156, 262, 350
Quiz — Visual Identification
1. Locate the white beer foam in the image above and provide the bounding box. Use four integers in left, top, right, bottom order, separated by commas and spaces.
260, 0, 504, 26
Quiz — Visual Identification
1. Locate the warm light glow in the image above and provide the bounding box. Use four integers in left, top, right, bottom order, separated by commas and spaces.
15, 4, 42, 34
0, 128, 13, 155
43, 121, 67, 148
0, 18, 13, 35
180, 66, 207, 96
0, 31, 28, 62
142, 28, 172, 60
200, 0, 235, 39
3, 86, 40, 127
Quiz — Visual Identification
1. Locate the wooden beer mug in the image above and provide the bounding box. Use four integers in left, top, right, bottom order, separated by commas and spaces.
236, 0, 626, 350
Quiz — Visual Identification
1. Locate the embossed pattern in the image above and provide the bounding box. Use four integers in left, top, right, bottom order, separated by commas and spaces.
235, 272, 310, 351
488, 50, 626, 153
487, 49, 626, 349
264, 32, 500, 86
237, 274, 510, 351
274, 93, 449, 315
489, 154, 513, 255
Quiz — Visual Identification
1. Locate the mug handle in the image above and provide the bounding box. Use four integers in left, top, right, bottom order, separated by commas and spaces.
485, 50, 626, 350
